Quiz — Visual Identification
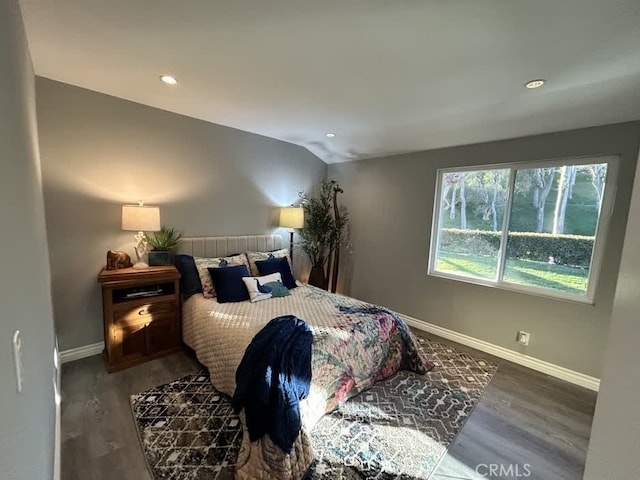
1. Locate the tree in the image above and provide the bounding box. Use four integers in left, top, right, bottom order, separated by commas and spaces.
467, 170, 508, 232
567, 165, 577, 199
553, 165, 575, 234
299, 180, 349, 291
442, 173, 466, 225
449, 183, 457, 220
441, 173, 454, 215
533, 168, 556, 232
489, 171, 501, 231
588, 164, 607, 211
459, 173, 467, 229
298, 181, 334, 288
327, 182, 348, 294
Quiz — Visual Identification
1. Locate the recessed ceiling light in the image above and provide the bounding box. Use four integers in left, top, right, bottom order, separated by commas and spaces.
525, 79, 546, 89
160, 75, 178, 85
325, 133, 336, 138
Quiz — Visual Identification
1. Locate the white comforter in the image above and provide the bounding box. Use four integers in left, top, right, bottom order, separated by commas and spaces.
182, 282, 349, 398
182, 283, 429, 480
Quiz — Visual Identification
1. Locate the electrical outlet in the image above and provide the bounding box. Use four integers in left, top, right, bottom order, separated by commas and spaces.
516, 330, 530, 346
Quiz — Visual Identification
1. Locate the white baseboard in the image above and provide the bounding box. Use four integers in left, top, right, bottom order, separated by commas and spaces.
58, 323, 600, 391
54, 341, 61, 480
401, 314, 600, 392
60, 342, 104, 364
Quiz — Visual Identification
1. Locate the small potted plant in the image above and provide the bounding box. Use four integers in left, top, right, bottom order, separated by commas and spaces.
147, 226, 183, 266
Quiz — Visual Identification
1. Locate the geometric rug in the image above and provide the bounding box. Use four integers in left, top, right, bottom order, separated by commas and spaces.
130, 337, 498, 480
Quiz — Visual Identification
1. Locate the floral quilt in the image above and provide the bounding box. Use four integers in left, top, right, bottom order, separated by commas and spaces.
312, 303, 433, 414
182, 283, 434, 479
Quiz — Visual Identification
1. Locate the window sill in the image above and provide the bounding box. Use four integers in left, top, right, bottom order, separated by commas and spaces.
427, 269, 596, 305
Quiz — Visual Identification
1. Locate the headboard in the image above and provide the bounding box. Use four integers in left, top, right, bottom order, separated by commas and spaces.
176, 235, 284, 258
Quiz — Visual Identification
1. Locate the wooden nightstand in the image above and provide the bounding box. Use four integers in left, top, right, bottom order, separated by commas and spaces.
98, 265, 181, 372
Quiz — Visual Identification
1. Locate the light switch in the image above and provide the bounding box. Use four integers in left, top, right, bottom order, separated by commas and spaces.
13, 330, 23, 393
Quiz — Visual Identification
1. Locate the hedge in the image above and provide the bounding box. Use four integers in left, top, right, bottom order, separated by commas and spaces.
439, 228, 594, 267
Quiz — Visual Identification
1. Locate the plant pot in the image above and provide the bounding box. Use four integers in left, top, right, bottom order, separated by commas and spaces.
308, 265, 327, 290
148, 250, 173, 266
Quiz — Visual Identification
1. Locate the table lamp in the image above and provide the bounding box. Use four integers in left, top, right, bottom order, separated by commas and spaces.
121, 203, 161, 269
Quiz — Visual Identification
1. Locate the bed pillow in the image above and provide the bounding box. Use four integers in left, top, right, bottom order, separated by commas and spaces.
173, 254, 202, 299
241, 272, 282, 303
208, 265, 251, 303
255, 256, 297, 289
263, 281, 291, 298
195, 254, 250, 298
246, 248, 290, 276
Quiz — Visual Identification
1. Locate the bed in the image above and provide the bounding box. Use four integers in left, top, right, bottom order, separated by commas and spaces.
177, 235, 432, 480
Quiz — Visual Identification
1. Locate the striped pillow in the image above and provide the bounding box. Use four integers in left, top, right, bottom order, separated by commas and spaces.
194, 254, 250, 298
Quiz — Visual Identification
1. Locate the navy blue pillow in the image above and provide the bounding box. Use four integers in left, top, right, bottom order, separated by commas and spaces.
255, 257, 297, 289
208, 265, 251, 303
173, 254, 203, 299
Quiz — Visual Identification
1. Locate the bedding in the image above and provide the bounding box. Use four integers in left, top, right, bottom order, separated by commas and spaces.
242, 272, 284, 302
232, 315, 313, 453
182, 283, 432, 480
208, 264, 252, 303
264, 280, 290, 297
194, 254, 250, 298
255, 256, 297, 289
173, 254, 203, 298
246, 248, 290, 276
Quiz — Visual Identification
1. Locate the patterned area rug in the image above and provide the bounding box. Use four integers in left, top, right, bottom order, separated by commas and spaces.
130, 337, 497, 480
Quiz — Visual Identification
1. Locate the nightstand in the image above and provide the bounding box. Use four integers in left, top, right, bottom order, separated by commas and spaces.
98, 265, 181, 372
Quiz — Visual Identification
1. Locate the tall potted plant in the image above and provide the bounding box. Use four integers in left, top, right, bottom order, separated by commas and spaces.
147, 226, 183, 266
299, 180, 349, 291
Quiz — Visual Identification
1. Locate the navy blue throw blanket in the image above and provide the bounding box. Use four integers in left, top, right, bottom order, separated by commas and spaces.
232, 315, 313, 453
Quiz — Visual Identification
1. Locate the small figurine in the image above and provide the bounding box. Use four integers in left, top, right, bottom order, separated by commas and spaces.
106, 250, 133, 270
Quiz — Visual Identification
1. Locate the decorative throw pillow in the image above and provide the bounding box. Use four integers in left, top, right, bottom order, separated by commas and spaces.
242, 272, 282, 303
195, 254, 249, 298
255, 256, 297, 289
246, 249, 290, 276
263, 281, 291, 298
173, 254, 202, 299
208, 265, 251, 303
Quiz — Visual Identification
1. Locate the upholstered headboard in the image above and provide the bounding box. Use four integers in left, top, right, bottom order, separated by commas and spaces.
176, 235, 284, 258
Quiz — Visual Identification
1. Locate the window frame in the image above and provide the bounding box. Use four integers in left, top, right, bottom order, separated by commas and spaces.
427, 155, 619, 305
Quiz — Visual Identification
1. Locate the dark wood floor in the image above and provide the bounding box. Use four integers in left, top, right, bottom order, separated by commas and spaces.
60, 334, 597, 480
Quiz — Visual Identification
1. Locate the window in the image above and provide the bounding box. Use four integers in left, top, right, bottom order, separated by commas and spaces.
428, 156, 616, 303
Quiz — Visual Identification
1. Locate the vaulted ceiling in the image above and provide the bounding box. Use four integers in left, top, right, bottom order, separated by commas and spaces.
19, 0, 640, 163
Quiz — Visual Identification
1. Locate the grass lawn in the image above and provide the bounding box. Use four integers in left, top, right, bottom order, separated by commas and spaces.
436, 251, 589, 294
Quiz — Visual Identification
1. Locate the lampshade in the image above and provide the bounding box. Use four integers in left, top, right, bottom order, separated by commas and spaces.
121, 205, 161, 232
279, 207, 304, 229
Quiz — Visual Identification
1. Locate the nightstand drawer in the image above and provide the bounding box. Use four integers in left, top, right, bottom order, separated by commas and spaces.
114, 301, 175, 323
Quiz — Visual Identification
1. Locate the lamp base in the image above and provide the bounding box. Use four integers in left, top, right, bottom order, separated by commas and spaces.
289, 230, 295, 269
132, 262, 149, 269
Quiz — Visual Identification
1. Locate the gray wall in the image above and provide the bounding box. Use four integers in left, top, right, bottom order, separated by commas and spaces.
584, 147, 640, 478
329, 122, 640, 377
36, 78, 327, 351
0, 0, 57, 478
